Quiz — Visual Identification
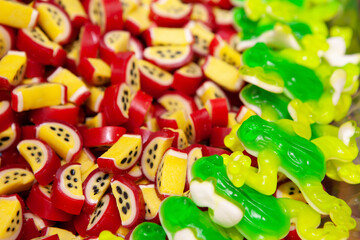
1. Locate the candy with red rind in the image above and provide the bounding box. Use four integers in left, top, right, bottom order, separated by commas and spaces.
124, 163, 144, 182
36, 121, 83, 162
150, 0, 192, 27
212, 7, 233, 29
22, 218, 41, 240
190, 3, 215, 29
21, 77, 46, 85
184, 144, 203, 190
0, 24, 15, 59
41, 227, 78, 239
73, 210, 91, 237
86, 86, 106, 113
0, 194, 25, 240
47, 67, 90, 106
205, 98, 229, 127
0, 50, 27, 90
100, 30, 130, 64
215, 27, 238, 47
0, 122, 21, 152
184, 108, 212, 143
86, 193, 122, 236
82, 126, 126, 148
23, 211, 53, 231
34, 1, 73, 45
143, 27, 193, 46
208, 0, 233, 10
172, 62, 203, 95
157, 109, 188, 132
83, 0, 123, 33
11, 83, 67, 112
102, 83, 131, 126
129, 36, 144, 59
51, 162, 85, 215
155, 148, 187, 197
144, 45, 193, 71
111, 52, 140, 92
0, 0, 39, 29
78, 58, 111, 86
32, 235, 60, 240
111, 175, 145, 228
158, 90, 198, 115
0, 100, 14, 132
98, 134, 142, 174
133, 127, 153, 144
195, 80, 230, 109
29, 104, 79, 126
123, 90, 153, 132
16, 28, 66, 66
139, 184, 162, 223
79, 23, 101, 62
82, 168, 111, 213
201, 55, 244, 92
138, 60, 173, 98
124, 6, 152, 35
26, 183, 73, 222
0, 164, 34, 195
52, 0, 87, 27
162, 128, 188, 150
17, 139, 61, 186
141, 130, 174, 182
202, 145, 231, 156
209, 127, 231, 148
185, 21, 214, 56
209, 35, 242, 68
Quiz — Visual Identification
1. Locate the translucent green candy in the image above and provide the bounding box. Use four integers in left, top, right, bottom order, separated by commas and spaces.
242, 43, 324, 101
130, 222, 166, 240
190, 155, 349, 240
240, 84, 291, 121
159, 196, 231, 240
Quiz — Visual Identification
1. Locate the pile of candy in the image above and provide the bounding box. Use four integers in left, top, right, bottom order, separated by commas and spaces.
0, 0, 359, 239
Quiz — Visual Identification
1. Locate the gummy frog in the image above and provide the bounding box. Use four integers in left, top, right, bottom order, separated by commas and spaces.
189, 154, 349, 240
159, 195, 232, 240
242, 43, 324, 102
224, 115, 357, 230
240, 84, 291, 121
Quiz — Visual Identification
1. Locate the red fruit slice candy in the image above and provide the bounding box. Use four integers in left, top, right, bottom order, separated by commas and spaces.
26, 183, 73, 222
82, 169, 112, 214
17, 139, 61, 186
0, 194, 25, 240
111, 52, 140, 92
51, 163, 85, 215
150, 0, 192, 27
86, 193, 122, 236
98, 134, 142, 174
102, 83, 132, 126
81, 126, 126, 148
111, 175, 145, 228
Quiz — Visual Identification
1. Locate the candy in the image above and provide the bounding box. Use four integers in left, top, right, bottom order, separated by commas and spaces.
225, 115, 357, 229
190, 154, 349, 239
160, 196, 231, 240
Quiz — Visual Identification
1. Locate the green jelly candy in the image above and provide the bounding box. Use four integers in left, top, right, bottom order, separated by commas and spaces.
131, 222, 166, 240
238, 115, 326, 182
243, 43, 324, 102
240, 84, 291, 121
191, 155, 291, 240
160, 196, 231, 240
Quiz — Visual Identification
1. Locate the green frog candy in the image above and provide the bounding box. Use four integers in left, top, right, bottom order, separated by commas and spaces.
159, 196, 232, 240
224, 115, 357, 230
240, 84, 291, 121
242, 43, 324, 102
190, 155, 349, 240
